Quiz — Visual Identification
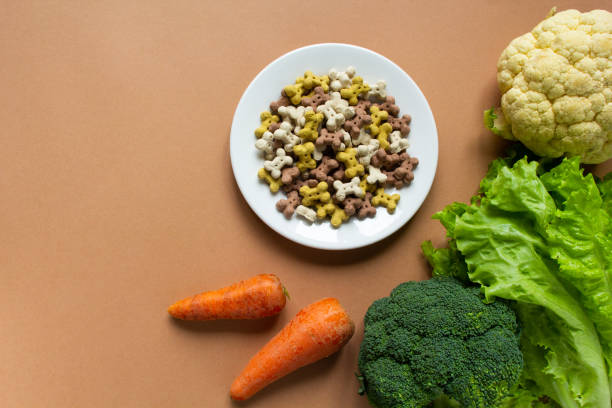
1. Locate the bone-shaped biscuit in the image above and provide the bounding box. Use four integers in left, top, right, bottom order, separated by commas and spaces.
356, 139, 380, 166
264, 148, 294, 179
388, 130, 410, 154
255, 130, 276, 159
366, 80, 387, 102
333, 177, 364, 201
278, 105, 310, 134
295, 205, 316, 223
316, 92, 355, 131
328, 66, 355, 91
272, 122, 301, 152
366, 165, 388, 185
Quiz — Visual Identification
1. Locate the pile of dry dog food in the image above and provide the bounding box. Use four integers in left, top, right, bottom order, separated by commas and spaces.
255, 67, 418, 227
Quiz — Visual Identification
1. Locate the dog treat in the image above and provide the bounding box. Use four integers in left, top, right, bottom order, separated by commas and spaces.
316, 128, 348, 152
316, 202, 336, 219
255, 131, 277, 160
329, 66, 356, 91
270, 92, 292, 115
311, 156, 339, 184
371, 188, 400, 213
317, 92, 355, 131
329, 204, 349, 227
366, 165, 388, 185
295, 205, 317, 222
300, 181, 331, 206
312, 143, 326, 161
352, 128, 373, 146
388, 130, 410, 154
272, 122, 301, 152
284, 83, 307, 105
255, 111, 280, 138
358, 192, 377, 219
282, 177, 317, 194
293, 142, 317, 172
278, 105, 309, 134
253, 67, 418, 228
333, 177, 364, 202
342, 197, 363, 217
343, 100, 372, 138
332, 167, 345, 182
366, 80, 387, 102
370, 148, 405, 170
336, 148, 365, 179
258, 168, 282, 193
340, 77, 371, 105
264, 148, 294, 179
359, 176, 378, 195
280, 166, 300, 185
374, 95, 400, 117
297, 111, 325, 142
376, 122, 394, 151
268, 122, 281, 133
301, 86, 330, 109
299, 71, 330, 92
366, 106, 389, 136
276, 191, 301, 219
384, 155, 419, 188
356, 139, 380, 166
387, 114, 411, 136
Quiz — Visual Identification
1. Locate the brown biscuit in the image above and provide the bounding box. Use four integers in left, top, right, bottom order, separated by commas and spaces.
387, 114, 411, 136
342, 197, 363, 217
276, 190, 301, 218
270, 91, 292, 115
370, 149, 405, 170
268, 122, 281, 133
316, 128, 346, 151
343, 103, 372, 138
310, 156, 339, 184
282, 177, 317, 193
357, 192, 376, 219
384, 155, 419, 188
300, 86, 330, 110
281, 165, 301, 185
332, 166, 345, 182
373, 95, 400, 117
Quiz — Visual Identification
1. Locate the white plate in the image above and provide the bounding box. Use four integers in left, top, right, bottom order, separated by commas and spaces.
230, 43, 438, 250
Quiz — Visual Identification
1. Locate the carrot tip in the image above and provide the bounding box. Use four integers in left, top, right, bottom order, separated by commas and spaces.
167, 303, 180, 318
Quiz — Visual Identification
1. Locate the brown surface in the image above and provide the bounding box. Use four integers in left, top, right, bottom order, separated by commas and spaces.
1, 1, 610, 407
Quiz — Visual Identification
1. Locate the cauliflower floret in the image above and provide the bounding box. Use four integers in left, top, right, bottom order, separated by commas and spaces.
491, 9, 612, 164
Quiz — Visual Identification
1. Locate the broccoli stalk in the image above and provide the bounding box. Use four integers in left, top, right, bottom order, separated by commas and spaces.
357, 277, 523, 408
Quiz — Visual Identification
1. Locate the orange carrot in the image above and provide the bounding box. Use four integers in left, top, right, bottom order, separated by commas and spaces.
167, 274, 287, 320
229, 297, 355, 401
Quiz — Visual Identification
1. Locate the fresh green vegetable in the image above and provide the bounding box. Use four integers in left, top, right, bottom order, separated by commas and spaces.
357, 277, 523, 408
423, 152, 612, 407
486, 9, 612, 164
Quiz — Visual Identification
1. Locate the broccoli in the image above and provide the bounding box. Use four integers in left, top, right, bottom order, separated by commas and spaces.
357, 277, 523, 408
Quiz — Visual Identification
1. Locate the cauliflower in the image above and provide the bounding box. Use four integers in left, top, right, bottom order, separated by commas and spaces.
485, 9, 612, 164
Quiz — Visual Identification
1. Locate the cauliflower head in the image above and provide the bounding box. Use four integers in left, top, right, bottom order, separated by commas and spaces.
490, 9, 612, 164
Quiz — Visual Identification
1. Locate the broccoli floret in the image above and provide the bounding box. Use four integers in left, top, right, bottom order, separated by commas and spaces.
358, 277, 523, 408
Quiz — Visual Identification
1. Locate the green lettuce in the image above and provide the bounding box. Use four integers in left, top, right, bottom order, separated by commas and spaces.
422, 156, 612, 407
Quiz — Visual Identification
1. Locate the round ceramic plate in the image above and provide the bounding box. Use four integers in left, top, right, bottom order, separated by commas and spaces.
230, 43, 438, 250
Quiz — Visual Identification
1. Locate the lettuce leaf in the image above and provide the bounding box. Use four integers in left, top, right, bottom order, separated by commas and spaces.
540, 159, 612, 378
423, 157, 612, 407
599, 174, 612, 218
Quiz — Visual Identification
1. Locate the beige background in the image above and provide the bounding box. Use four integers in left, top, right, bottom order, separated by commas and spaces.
2, 1, 611, 407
